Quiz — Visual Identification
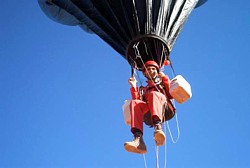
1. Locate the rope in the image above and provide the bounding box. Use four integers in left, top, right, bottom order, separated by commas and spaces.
167, 112, 180, 144
143, 154, 148, 168
154, 123, 168, 168
163, 122, 168, 168
167, 68, 180, 144
155, 146, 159, 168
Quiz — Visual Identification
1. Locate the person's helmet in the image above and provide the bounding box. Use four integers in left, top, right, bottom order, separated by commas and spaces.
142, 60, 159, 72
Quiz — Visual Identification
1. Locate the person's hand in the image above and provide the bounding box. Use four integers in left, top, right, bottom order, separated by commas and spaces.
158, 71, 165, 78
128, 76, 137, 88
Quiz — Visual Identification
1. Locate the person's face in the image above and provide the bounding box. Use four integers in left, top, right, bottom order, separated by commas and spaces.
143, 65, 158, 79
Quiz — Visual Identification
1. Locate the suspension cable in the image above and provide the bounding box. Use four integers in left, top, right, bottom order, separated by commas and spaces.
167, 113, 180, 143
143, 154, 148, 168
163, 122, 168, 168
155, 146, 159, 168
154, 123, 169, 168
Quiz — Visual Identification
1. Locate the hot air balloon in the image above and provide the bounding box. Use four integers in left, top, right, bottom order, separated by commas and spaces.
38, 0, 207, 70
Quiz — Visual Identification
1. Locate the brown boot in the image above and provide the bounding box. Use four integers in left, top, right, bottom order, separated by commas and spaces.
154, 123, 166, 146
124, 132, 147, 154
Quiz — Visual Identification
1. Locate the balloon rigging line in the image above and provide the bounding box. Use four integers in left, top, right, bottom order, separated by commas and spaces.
143, 154, 148, 168
167, 104, 180, 143
163, 122, 168, 168
143, 41, 149, 56
133, 42, 141, 60
161, 103, 168, 168
155, 146, 160, 168
160, 44, 165, 67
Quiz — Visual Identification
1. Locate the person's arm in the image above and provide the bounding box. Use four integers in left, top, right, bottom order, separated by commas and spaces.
128, 76, 140, 100
159, 72, 173, 99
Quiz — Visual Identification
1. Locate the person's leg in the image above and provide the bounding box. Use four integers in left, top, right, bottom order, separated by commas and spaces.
124, 100, 149, 154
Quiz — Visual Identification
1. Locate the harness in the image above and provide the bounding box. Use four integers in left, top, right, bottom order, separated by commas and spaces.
141, 80, 176, 126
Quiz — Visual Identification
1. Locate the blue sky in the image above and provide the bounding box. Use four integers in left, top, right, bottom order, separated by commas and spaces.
1, 1, 250, 168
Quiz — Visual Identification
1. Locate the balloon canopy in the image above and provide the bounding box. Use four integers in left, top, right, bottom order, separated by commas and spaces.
38, 0, 207, 70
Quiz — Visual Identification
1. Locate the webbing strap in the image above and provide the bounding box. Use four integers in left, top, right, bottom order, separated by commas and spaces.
170, 62, 176, 76
167, 55, 176, 77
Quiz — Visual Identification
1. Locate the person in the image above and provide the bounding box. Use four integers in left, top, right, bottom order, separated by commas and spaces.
124, 60, 175, 154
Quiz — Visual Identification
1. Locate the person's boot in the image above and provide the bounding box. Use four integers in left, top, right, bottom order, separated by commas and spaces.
154, 123, 166, 146
124, 132, 147, 154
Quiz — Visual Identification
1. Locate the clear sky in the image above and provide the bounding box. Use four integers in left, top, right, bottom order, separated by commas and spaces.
1, 1, 250, 168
